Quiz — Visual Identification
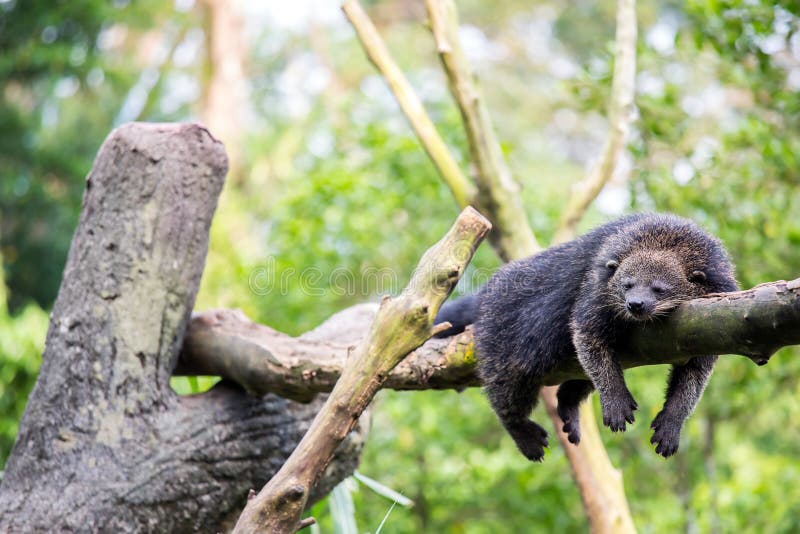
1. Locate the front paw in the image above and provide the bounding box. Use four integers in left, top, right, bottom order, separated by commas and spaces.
600, 391, 638, 432
650, 411, 682, 458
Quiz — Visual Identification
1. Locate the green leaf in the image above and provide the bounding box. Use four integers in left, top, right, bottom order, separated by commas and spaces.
353, 471, 414, 507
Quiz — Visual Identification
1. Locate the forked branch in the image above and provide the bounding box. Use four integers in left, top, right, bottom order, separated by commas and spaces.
425, 0, 540, 258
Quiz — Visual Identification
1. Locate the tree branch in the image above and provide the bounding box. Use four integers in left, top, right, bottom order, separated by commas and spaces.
424, 0, 540, 259
231, 207, 491, 533
554, 0, 638, 243
179, 279, 800, 400
342, 0, 477, 209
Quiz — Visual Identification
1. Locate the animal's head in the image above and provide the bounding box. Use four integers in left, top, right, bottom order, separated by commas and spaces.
602, 250, 707, 322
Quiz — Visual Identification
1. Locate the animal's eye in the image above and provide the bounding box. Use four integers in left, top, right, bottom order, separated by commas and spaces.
623, 281, 634, 290
689, 270, 706, 283
652, 285, 665, 295
606, 260, 619, 271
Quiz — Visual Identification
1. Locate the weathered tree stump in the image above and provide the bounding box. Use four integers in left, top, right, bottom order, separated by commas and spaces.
0, 123, 364, 532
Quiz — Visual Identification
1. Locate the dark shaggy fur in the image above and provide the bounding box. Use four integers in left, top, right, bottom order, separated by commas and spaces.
434, 213, 738, 461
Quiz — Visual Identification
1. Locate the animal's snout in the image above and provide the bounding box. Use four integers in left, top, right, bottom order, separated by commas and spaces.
626, 299, 645, 313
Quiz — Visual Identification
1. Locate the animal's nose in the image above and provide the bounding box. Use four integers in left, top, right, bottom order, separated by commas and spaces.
626, 299, 644, 313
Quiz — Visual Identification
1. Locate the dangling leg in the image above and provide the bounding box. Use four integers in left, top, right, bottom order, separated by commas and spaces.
573, 330, 638, 432
483, 371, 548, 461
556, 379, 595, 444
650, 355, 718, 457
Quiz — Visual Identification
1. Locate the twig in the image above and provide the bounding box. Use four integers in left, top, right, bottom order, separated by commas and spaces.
342, 0, 477, 209
231, 207, 491, 533
297, 517, 316, 530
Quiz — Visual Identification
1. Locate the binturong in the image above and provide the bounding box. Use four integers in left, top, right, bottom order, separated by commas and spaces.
434, 213, 738, 461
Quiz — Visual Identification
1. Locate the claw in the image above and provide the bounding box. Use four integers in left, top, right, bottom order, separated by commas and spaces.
509, 420, 550, 462
650, 410, 682, 458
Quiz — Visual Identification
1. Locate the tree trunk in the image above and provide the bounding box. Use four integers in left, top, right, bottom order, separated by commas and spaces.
201, 0, 248, 183
0, 123, 365, 532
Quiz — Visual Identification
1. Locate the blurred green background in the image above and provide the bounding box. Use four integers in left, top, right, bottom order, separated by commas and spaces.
2, 0, 800, 531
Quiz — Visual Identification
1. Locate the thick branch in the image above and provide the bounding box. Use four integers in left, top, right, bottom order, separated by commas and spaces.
179, 279, 800, 399
176, 305, 477, 401
231, 207, 491, 533
425, 0, 540, 259
342, 0, 477, 209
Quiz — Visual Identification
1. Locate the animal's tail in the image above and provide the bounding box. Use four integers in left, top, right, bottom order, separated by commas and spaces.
433, 294, 479, 338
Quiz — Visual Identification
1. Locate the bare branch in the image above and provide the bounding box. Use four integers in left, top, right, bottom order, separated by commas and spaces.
341, 0, 477, 209
554, 0, 638, 243
231, 207, 491, 533
425, 0, 540, 259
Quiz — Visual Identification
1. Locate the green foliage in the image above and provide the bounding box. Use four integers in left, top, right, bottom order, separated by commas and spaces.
0, 260, 47, 465
169, 375, 220, 395
0, 0, 174, 311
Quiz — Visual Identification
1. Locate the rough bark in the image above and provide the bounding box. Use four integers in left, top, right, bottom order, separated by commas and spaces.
175, 304, 480, 401
0, 123, 365, 533
232, 207, 491, 533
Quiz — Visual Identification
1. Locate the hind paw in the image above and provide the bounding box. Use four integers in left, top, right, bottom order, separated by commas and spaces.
650, 410, 682, 458
562, 420, 581, 444
509, 420, 549, 462
557, 405, 581, 444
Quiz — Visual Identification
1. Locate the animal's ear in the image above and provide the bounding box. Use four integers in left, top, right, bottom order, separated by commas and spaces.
689, 270, 707, 283
605, 259, 619, 271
